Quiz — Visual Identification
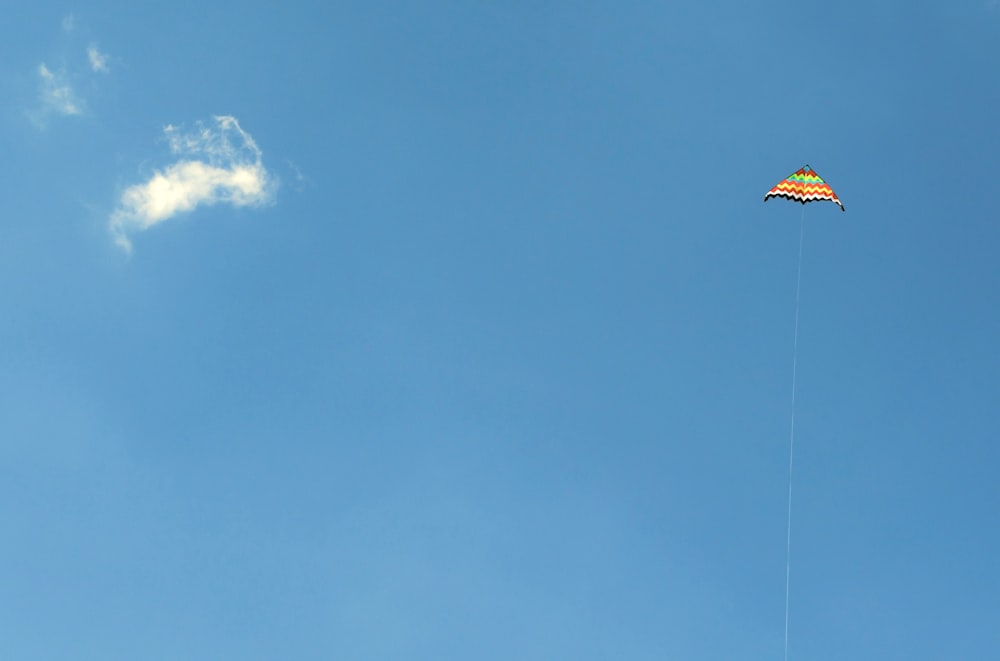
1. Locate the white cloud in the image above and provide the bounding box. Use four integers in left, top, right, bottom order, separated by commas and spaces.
87, 45, 110, 73
37, 63, 83, 116
109, 116, 276, 253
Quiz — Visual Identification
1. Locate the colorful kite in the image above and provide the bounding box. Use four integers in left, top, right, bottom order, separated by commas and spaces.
764, 165, 844, 211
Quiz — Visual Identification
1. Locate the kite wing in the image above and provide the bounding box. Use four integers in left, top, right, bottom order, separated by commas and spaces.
764, 165, 844, 211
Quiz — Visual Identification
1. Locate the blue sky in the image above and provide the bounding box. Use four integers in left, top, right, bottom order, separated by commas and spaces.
2, 2, 999, 659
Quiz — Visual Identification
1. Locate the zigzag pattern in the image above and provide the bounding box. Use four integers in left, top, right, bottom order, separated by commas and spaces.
764, 165, 844, 211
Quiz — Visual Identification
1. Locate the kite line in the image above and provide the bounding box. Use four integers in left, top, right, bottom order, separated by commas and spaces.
783, 208, 804, 661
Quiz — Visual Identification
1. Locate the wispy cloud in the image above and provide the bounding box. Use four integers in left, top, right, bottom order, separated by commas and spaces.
37, 63, 83, 116
29, 19, 112, 125
285, 159, 309, 192
109, 116, 276, 253
87, 45, 110, 73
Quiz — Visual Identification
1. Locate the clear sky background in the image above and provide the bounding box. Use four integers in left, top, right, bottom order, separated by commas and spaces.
3, 2, 999, 659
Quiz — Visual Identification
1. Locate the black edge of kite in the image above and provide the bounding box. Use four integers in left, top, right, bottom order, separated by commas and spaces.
764, 192, 845, 212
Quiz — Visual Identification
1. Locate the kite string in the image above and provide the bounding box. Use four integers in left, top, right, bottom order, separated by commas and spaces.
784, 207, 804, 661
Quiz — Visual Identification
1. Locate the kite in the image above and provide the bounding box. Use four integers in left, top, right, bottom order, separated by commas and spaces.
765, 162, 845, 661
764, 165, 844, 211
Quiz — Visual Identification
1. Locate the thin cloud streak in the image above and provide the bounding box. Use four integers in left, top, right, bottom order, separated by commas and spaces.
109, 116, 276, 253
87, 46, 110, 73
37, 63, 83, 116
